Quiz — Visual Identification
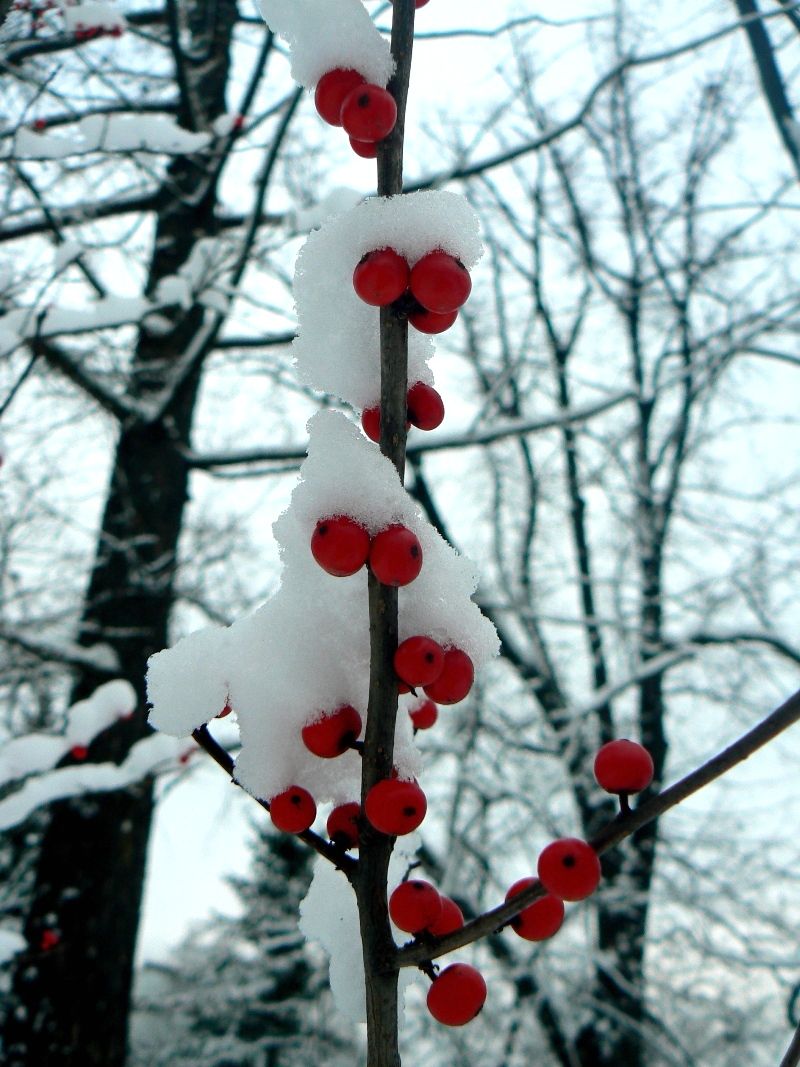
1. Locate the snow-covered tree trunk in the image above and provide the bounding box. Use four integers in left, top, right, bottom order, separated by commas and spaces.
2, 2, 238, 1062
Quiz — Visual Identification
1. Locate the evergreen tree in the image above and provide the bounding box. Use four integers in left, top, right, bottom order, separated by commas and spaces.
132, 825, 358, 1067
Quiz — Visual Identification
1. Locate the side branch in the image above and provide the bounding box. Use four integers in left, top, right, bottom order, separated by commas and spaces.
394, 684, 800, 968
191, 725, 357, 880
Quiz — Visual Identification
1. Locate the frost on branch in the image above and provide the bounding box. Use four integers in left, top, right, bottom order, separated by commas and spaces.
147, 411, 498, 808
293, 191, 483, 408
13, 116, 212, 161
259, 0, 393, 89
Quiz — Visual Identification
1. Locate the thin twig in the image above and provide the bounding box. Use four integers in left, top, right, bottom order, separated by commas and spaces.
395, 684, 800, 968
191, 725, 357, 880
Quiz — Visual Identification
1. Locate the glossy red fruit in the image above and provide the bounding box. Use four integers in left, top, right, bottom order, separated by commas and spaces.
407, 382, 445, 431
270, 786, 317, 833
365, 778, 427, 835
394, 636, 444, 687
302, 705, 362, 758
427, 895, 464, 937
409, 698, 438, 730
410, 250, 472, 313
314, 68, 366, 126
537, 838, 601, 902
353, 248, 409, 306
39, 929, 61, 951
408, 306, 458, 334
69, 744, 88, 760
327, 802, 361, 849
311, 515, 370, 577
389, 880, 442, 933
361, 405, 381, 442
341, 83, 397, 142
33, 118, 47, 131
369, 524, 422, 586
427, 963, 487, 1026
505, 879, 565, 941
350, 136, 379, 158
594, 739, 654, 794
423, 648, 473, 704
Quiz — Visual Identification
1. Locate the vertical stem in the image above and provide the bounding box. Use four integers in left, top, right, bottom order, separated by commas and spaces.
356, 3, 416, 1066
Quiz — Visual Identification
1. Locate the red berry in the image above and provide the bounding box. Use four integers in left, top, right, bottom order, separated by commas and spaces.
594, 739, 654, 794
394, 636, 444, 687
327, 802, 361, 849
353, 248, 409, 307
341, 84, 397, 142
389, 879, 442, 933
537, 838, 601, 902
69, 744, 88, 761
269, 786, 316, 833
217, 701, 232, 718
314, 68, 366, 126
39, 929, 60, 952
362, 405, 381, 442
427, 895, 464, 937
407, 382, 444, 431
505, 879, 565, 941
423, 648, 473, 704
408, 306, 458, 334
350, 136, 379, 158
427, 963, 486, 1026
409, 698, 438, 730
301, 704, 362, 758
410, 251, 472, 314
369, 524, 422, 586
33, 118, 47, 131
232, 114, 245, 131
311, 515, 370, 577
365, 778, 427, 835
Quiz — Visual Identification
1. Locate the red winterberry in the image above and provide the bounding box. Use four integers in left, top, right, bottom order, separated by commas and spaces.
407, 382, 445, 431
537, 838, 601, 902
314, 68, 365, 126
505, 879, 565, 941
39, 929, 61, 952
353, 248, 409, 306
389, 879, 442, 933
408, 306, 458, 334
409, 698, 438, 730
350, 136, 379, 158
369, 524, 423, 586
394, 636, 444, 688
365, 778, 427, 835
427, 895, 464, 937
33, 118, 47, 131
423, 648, 473, 704
269, 786, 316, 833
410, 250, 472, 314
361, 405, 381, 442
327, 801, 361, 849
69, 744, 88, 761
301, 704, 362, 758
427, 963, 486, 1026
594, 739, 654, 794
232, 114, 245, 131
341, 83, 397, 142
217, 701, 233, 718
311, 515, 370, 577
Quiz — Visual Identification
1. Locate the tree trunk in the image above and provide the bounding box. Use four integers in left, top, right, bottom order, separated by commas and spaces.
2, 3, 238, 1062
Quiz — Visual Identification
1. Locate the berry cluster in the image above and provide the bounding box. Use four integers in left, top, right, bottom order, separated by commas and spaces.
353, 246, 472, 334
311, 515, 423, 586
314, 68, 397, 158
74, 21, 124, 40
362, 381, 445, 442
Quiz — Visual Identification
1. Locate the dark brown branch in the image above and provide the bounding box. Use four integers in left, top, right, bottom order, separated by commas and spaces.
395, 684, 800, 969
191, 725, 357, 880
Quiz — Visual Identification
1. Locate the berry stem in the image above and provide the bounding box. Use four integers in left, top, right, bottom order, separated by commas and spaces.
618, 792, 631, 816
